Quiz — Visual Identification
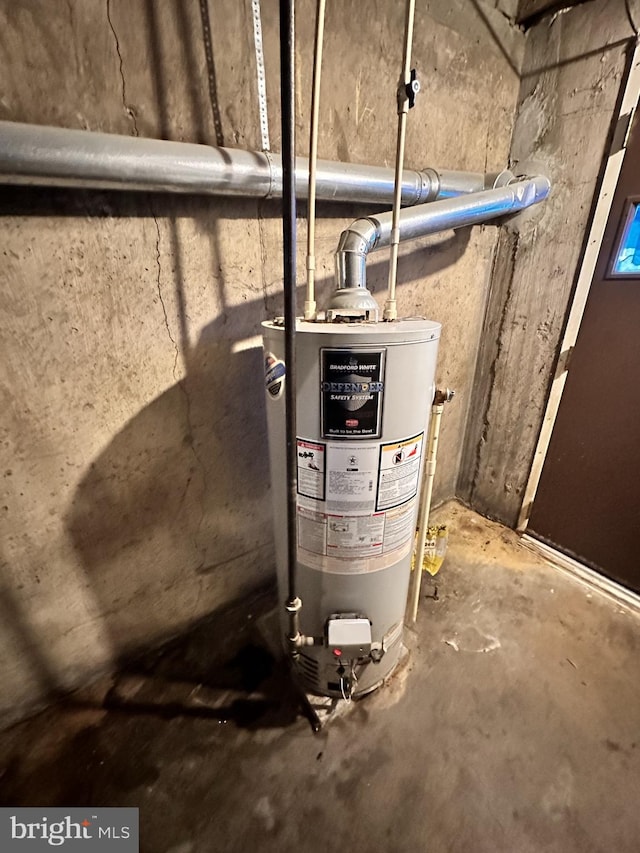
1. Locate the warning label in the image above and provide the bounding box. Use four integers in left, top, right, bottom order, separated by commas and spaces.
294, 432, 422, 573
325, 443, 378, 513
377, 433, 424, 511
327, 513, 385, 558
296, 439, 325, 501
382, 499, 416, 550
297, 505, 327, 555
297, 497, 418, 573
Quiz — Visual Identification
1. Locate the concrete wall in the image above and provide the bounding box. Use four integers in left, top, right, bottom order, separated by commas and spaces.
459, 0, 634, 525
0, 0, 521, 727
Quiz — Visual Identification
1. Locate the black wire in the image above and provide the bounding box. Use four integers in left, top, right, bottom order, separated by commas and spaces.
625, 0, 640, 37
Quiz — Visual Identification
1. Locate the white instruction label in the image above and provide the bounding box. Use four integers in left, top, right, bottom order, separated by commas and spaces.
382, 499, 416, 551
326, 512, 385, 559
297, 497, 418, 573
295, 434, 421, 573
377, 433, 424, 511
325, 443, 378, 513
296, 438, 326, 500
297, 505, 327, 555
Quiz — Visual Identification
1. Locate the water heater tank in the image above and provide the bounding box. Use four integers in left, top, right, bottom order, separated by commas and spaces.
263, 318, 440, 698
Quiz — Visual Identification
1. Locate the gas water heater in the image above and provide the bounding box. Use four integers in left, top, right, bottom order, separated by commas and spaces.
263, 318, 440, 698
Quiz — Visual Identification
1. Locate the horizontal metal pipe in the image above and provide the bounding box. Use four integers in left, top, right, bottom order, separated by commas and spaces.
0, 120, 486, 205
375, 175, 551, 244
435, 170, 487, 198
334, 175, 551, 290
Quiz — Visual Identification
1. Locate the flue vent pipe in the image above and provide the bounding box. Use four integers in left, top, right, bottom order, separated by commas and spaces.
331, 175, 551, 299
0, 120, 488, 205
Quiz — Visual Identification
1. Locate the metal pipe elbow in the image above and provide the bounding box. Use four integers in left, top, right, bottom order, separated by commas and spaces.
334, 217, 381, 290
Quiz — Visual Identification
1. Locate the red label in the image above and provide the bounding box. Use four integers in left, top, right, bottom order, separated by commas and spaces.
345, 419, 358, 427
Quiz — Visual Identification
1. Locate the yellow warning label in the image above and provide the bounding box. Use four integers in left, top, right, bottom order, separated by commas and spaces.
381, 435, 423, 453
377, 432, 424, 511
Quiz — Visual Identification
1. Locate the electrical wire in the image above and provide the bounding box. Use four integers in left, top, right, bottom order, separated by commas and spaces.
350, 662, 359, 696
626, 0, 640, 37
340, 676, 351, 702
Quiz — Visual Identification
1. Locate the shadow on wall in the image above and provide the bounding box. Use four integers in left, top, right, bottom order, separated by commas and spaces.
0, 547, 67, 708
0, 0, 476, 730
60, 201, 468, 660
64, 317, 272, 657
0, 185, 471, 705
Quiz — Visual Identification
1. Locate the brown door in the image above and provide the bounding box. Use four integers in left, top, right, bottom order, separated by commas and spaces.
529, 112, 640, 593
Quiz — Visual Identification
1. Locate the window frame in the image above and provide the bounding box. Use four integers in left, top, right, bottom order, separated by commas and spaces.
608, 195, 640, 279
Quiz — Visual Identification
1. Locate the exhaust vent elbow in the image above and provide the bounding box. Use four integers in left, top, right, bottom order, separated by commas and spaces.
326, 218, 381, 322
334, 217, 381, 290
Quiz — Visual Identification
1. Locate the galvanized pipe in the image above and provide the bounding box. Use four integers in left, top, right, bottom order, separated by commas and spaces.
333, 175, 552, 292
0, 120, 485, 205
435, 170, 487, 198
383, 0, 417, 322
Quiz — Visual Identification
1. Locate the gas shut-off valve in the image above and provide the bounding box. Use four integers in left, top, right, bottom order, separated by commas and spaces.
398, 68, 420, 111
327, 615, 378, 660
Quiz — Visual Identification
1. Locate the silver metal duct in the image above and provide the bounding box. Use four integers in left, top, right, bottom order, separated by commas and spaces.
332, 175, 551, 296
0, 120, 487, 205
435, 170, 487, 197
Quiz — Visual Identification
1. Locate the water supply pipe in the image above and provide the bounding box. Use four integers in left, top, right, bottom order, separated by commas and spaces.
384, 0, 417, 322
0, 120, 488, 205
409, 388, 453, 624
304, 0, 327, 322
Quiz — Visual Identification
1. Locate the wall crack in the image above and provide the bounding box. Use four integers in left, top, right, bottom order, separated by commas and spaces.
257, 199, 269, 312
106, 0, 139, 136
470, 230, 520, 503
151, 214, 208, 571
152, 216, 179, 380
179, 376, 209, 576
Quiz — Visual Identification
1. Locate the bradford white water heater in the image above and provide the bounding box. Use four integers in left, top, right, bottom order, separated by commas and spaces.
263, 318, 440, 698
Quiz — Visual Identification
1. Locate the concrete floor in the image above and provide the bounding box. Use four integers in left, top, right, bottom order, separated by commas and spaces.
1, 501, 639, 852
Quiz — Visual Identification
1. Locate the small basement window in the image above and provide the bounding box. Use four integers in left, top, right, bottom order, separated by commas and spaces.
611, 200, 640, 276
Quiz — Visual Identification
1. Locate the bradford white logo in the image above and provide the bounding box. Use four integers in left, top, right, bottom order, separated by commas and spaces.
320, 379, 384, 396
2, 808, 138, 851
321, 348, 385, 439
